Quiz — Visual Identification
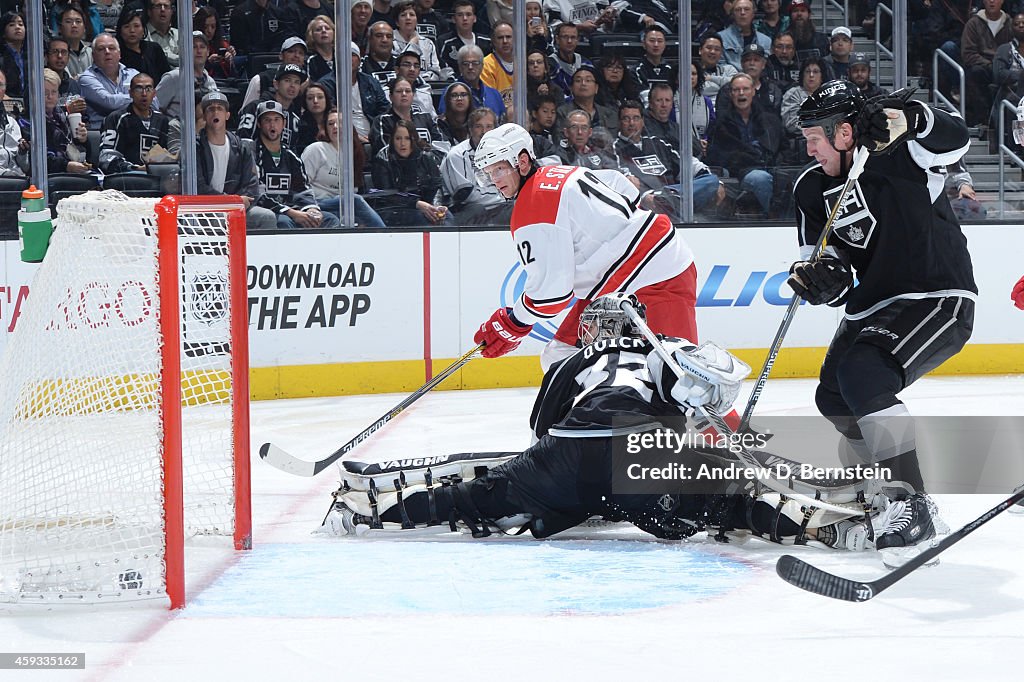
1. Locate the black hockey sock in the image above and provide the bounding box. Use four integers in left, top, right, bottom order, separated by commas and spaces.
880, 449, 926, 498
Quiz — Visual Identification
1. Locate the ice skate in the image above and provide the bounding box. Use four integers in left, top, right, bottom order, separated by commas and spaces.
320, 500, 373, 537
874, 493, 947, 568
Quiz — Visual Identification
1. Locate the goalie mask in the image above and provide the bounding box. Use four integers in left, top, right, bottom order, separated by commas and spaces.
578, 294, 646, 345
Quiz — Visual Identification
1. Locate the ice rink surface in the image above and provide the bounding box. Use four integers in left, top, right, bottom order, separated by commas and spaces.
3, 375, 1024, 681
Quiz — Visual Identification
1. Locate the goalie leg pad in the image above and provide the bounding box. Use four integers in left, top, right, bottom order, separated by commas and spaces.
338, 452, 520, 493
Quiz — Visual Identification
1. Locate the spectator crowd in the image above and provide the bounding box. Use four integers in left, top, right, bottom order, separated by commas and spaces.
0, 0, 1008, 229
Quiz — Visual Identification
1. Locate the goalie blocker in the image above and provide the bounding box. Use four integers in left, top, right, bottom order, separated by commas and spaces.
325, 295, 873, 550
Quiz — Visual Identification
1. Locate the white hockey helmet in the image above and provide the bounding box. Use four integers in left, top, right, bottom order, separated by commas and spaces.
473, 123, 536, 187
579, 293, 647, 345
1014, 96, 1024, 146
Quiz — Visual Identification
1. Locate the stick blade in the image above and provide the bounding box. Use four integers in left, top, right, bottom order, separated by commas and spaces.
776, 555, 875, 603
259, 442, 317, 477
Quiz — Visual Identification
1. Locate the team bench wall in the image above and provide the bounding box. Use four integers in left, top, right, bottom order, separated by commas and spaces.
1, 226, 1021, 400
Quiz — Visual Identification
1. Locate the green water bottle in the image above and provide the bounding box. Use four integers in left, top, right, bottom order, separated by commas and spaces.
18, 185, 52, 263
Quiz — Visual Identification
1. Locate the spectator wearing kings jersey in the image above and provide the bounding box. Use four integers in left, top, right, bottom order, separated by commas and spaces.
392, 2, 443, 81
617, 0, 676, 35
230, 0, 300, 56
98, 72, 180, 173
237, 64, 307, 149
241, 36, 307, 110
413, 0, 450, 57
544, 0, 615, 37
360, 21, 397, 89
556, 109, 618, 170
788, 0, 830, 63
196, 91, 277, 231
439, 0, 491, 81
250, 100, 342, 230
634, 27, 678, 93
369, 76, 442, 157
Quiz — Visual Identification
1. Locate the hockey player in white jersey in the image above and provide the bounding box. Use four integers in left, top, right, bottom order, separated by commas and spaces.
471, 122, 699, 372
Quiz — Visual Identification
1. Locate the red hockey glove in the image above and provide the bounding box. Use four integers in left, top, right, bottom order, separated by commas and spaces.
474, 307, 533, 358
1012, 275, 1024, 310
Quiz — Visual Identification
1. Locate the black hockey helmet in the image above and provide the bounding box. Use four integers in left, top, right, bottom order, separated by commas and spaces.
798, 79, 865, 139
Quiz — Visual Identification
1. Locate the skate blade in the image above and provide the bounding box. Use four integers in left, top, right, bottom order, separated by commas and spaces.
880, 539, 942, 570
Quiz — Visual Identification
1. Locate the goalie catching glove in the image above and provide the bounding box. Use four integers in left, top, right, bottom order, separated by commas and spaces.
855, 90, 924, 154
474, 307, 533, 358
787, 256, 852, 306
649, 341, 751, 416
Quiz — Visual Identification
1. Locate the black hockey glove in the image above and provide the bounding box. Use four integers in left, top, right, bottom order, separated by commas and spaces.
787, 256, 852, 306
855, 88, 924, 154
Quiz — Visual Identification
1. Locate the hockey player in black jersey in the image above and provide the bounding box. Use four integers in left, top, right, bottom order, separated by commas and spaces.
98, 72, 180, 174
790, 81, 976, 566
324, 295, 870, 549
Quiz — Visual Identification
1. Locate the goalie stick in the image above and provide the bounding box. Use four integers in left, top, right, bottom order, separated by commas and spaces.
260, 344, 483, 477
776, 485, 1024, 602
620, 300, 859, 517
739, 144, 870, 433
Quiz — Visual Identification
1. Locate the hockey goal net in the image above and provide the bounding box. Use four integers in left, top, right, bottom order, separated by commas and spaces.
0, 191, 250, 608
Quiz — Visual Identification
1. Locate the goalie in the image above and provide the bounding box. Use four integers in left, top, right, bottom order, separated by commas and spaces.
324, 294, 871, 549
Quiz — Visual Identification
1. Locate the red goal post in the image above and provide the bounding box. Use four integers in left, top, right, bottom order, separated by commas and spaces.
0, 192, 251, 609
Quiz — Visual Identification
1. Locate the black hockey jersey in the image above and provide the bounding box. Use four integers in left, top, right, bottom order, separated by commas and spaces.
439, 34, 491, 77
98, 107, 180, 174
613, 134, 680, 192
250, 140, 318, 214
369, 107, 442, 156
633, 57, 678, 92
530, 336, 690, 440
236, 99, 303, 149
792, 103, 978, 318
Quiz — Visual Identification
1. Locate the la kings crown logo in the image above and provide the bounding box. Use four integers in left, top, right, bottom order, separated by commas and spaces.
823, 180, 876, 249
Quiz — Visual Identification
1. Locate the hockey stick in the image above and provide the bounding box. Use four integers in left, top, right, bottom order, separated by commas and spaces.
620, 300, 858, 516
777, 485, 1024, 602
260, 344, 484, 477
738, 145, 870, 433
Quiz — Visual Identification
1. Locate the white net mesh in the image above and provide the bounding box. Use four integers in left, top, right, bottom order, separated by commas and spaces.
0, 191, 244, 604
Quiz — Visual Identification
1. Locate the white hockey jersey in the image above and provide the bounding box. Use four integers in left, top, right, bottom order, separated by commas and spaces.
509, 165, 694, 326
